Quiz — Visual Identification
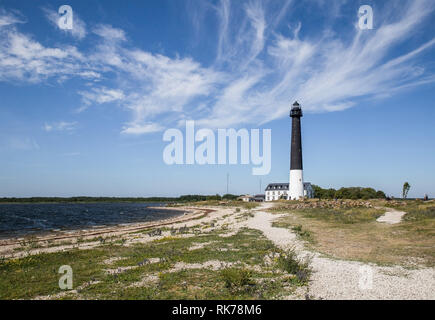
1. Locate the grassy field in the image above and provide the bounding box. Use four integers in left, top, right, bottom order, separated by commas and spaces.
270, 200, 435, 267
0, 227, 309, 300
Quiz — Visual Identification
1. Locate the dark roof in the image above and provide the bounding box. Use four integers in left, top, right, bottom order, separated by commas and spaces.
265, 182, 312, 191
265, 183, 289, 191
293, 101, 300, 107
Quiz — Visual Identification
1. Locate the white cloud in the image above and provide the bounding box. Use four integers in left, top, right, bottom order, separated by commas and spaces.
0, 19, 96, 83
195, 0, 435, 127
243, 0, 266, 66
93, 24, 126, 42
44, 121, 77, 132
121, 123, 164, 135
79, 87, 125, 104
215, 0, 230, 63
0, 9, 24, 27
85, 32, 223, 132
1, 1, 435, 135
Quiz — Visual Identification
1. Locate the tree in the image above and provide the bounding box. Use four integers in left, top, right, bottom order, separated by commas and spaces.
402, 182, 411, 199
313, 185, 338, 199
312, 185, 386, 200
376, 190, 386, 199
312, 185, 324, 199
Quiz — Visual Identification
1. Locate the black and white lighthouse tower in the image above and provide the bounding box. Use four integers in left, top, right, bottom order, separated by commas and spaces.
289, 101, 304, 200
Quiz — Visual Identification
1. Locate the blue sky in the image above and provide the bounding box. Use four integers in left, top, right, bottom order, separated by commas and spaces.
0, 0, 434, 198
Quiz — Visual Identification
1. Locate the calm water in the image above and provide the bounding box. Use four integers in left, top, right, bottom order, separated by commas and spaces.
0, 202, 182, 238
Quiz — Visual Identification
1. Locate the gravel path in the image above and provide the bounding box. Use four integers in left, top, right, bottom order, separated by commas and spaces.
376, 208, 407, 224
246, 204, 435, 300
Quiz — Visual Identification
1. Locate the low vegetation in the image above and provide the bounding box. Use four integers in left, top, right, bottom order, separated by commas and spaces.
384, 200, 435, 221
271, 200, 384, 224
271, 200, 435, 267
220, 268, 255, 292
276, 250, 311, 285
289, 225, 313, 242
0, 228, 308, 300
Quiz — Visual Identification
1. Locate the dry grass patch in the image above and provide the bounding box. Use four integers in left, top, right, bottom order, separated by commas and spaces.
271, 201, 435, 267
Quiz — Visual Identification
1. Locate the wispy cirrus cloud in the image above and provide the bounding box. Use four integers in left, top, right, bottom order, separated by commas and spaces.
44, 121, 77, 132
0, 12, 96, 83
121, 123, 164, 135
93, 24, 126, 42
197, 0, 435, 127
0, 8, 25, 27
78, 87, 125, 112
0, 0, 434, 135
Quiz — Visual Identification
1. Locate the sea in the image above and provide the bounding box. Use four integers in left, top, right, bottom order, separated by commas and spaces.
0, 202, 183, 239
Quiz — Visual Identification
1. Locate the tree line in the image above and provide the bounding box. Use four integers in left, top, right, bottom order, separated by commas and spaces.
0, 188, 389, 203
312, 186, 386, 200
0, 194, 240, 204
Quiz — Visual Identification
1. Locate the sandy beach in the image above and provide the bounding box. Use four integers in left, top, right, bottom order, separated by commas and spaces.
0, 206, 212, 259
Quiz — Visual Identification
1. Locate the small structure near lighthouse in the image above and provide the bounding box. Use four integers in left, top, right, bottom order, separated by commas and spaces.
264, 101, 313, 202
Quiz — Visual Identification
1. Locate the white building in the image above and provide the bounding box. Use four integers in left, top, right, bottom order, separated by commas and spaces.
265, 183, 314, 201
238, 195, 254, 202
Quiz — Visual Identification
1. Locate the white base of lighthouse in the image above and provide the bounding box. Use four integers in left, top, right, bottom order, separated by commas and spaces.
289, 170, 304, 200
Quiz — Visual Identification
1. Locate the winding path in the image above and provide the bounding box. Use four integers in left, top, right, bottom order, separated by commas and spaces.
376, 207, 407, 224
246, 203, 435, 300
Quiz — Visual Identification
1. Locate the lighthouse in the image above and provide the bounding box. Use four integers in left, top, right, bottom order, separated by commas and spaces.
289, 101, 304, 200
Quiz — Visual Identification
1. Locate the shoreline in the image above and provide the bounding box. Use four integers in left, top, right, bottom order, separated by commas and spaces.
0, 204, 183, 242
0, 201, 178, 205
0, 206, 213, 257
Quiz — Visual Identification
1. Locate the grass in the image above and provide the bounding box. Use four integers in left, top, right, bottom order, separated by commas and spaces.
220, 268, 255, 292
0, 248, 108, 299
0, 227, 309, 300
290, 225, 313, 243
388, 201, 435, 222
272, 205, 384, 224
271, 200, 435, 267
276, 250, 311, 285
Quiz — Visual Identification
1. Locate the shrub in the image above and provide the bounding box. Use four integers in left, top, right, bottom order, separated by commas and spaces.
292, 225, 302, 232
291, 225, 312, 241
220, 268, 254, 289
277, 250, 311, 284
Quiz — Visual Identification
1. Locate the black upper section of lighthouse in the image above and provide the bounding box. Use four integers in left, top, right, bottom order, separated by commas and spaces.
290, 101, 303, 170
